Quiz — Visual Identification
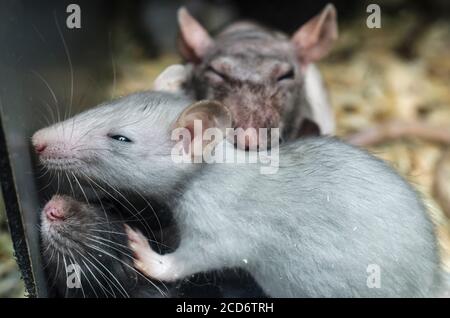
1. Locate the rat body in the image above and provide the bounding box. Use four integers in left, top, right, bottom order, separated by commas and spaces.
33, 91, 442, 297
176, 4, 338, 149
127, 139, 441, 297
40, 195, 168, 298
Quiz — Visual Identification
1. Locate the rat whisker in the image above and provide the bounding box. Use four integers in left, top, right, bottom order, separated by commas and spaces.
81, 172, 158, 246
86, 236, 132, 261
80, 259, 106, 298
36, 98, 57, 126
54, 12, 73, 121
56, 171, 61, 195
36, 166, 52, 180
38, 170, 57, 192
88, 231, 173, 257
82, 249, 125, 298
65, 172, 76, 198
35, 106, 52, 127
78, 261, 99, 298
97, 175, 157, 233
48, 252, 61, 291
86, 243, 168, 297
83, 177, 110, 231
30, 70, 58, 110
82, 218, 151, 226
76, 250, 117, 298
86, 234, 131, 251
84, 247, 130, 298
124, 187, 165, 253
72, 172, 90, 205
42, 247, 57, 270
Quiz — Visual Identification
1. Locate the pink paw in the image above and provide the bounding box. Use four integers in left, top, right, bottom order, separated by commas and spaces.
125, 225, 178, 281
125, 225, 153, 275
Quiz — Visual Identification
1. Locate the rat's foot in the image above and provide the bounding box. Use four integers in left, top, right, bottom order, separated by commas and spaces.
125, 225, 182, 282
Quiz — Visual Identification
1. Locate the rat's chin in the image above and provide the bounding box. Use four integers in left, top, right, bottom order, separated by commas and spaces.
42, 223, 81, 255
40, 157, 84, 172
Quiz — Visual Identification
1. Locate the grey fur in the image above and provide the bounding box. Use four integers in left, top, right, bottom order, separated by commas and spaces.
33, 91, 441, 297
174, 139, 441, 297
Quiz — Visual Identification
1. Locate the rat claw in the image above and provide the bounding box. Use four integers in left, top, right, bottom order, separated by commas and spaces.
125, 225, 146, 244
134, 260, 147, 274
126, 225, 178, 281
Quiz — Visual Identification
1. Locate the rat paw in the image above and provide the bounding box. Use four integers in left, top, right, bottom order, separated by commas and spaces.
125, 225, 151, 251
125, 225, 179, 281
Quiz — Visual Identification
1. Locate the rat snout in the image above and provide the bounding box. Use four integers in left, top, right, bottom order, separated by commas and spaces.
43, 195, 73, 222
32, 129, 53, 156
229, 103, 281, 150
32, 130, 48, 156
45, 206, 65, 221
32, 127, 80, 166
43, 199, 67, 222
34, 143, 47, 154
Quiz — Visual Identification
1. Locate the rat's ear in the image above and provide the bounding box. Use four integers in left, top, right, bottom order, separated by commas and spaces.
291, 4, 338, 66
176, 100, 231, 136
153, 64, 190, 92
175, 100, 231, 155
177, 7, 214, 63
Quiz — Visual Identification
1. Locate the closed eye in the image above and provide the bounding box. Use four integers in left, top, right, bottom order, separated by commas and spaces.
206, 66, 228, 81
108, 134, 132, 143
277, 69, 295, 82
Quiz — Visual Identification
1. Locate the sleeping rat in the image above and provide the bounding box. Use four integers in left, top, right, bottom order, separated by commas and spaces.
40, 194, 170, 298
32, 91, 443, 297
175, 4, 337, 149
41, 196, 266, 298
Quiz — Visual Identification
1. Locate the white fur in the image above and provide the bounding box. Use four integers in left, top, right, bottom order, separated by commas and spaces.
304, 64, 335, 135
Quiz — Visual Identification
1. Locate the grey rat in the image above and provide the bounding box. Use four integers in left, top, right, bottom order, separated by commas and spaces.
33, 91, 443, 297
175, 4, 337, 149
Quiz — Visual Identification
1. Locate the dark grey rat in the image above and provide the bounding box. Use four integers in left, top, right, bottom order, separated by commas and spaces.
175, 4, 337, 149
32, 91, 444, 297
40, 194, 170, 298
40, 194, 266, 298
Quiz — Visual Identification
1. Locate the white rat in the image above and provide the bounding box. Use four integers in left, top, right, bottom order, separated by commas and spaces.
32, 91, 442, 297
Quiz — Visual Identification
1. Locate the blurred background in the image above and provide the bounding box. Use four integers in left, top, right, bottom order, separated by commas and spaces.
0, 0, 449, 297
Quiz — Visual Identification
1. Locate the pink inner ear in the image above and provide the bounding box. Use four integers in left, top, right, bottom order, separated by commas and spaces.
177, 7, 213, 62
291, 4, 338, 65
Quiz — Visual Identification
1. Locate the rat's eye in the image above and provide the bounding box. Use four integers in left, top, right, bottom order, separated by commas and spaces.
206, 66, 227, 81
109, 134, 132, 143
277, 69, 295, 82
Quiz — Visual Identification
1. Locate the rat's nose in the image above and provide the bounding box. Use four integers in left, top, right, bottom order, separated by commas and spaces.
34, 143, 47, 154
45, 206, 65, 221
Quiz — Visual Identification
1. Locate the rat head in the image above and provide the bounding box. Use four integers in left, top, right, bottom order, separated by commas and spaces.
32, 91, 231, 198
40, 195, 166, 297
178, 4, 338, 148
40, 195, 96, 255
